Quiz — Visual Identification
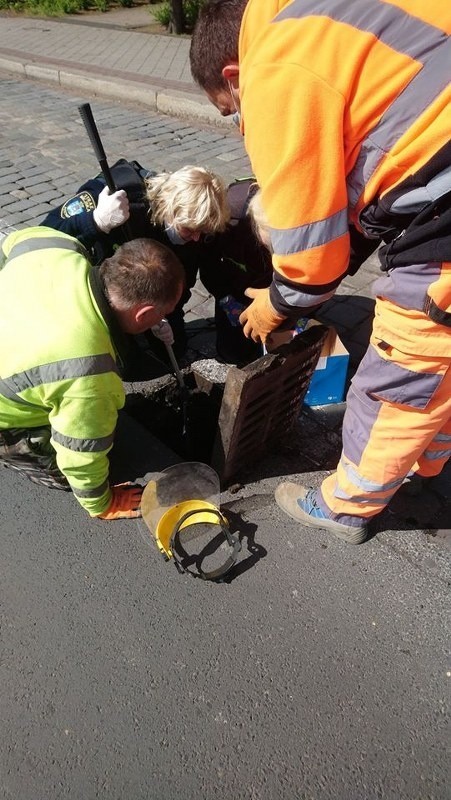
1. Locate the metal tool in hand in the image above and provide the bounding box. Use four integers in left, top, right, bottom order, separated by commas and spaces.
165, 343, 189, 436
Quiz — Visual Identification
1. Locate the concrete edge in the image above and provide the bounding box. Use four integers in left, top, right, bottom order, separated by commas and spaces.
0, 54, 234, 129
0, 55, 25, 75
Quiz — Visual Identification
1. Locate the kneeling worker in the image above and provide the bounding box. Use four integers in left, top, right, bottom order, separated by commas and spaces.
0, 228, 184, 520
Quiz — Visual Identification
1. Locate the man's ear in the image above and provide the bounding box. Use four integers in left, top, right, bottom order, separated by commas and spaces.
222, 63, 240, 85
135, 304, 157, 327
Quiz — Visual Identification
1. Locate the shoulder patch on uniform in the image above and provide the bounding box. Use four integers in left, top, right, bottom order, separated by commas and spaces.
61, 192, 96, 219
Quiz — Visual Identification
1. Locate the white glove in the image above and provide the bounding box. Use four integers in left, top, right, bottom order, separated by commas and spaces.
151, 319, 174, 346
93, 186, 130, 233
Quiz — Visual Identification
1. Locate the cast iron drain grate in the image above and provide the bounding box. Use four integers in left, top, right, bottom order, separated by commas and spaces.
211, 325, 328, 484
126, 325, 328, 486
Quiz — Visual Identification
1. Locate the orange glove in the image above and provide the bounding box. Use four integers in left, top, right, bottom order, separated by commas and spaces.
95, 482, 143, 520
239, 287, 287, 343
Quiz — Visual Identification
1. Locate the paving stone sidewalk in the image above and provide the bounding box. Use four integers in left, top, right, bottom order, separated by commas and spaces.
0, 6, 230, 125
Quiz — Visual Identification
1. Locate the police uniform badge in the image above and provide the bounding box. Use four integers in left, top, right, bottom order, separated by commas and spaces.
61, 192, 96, 219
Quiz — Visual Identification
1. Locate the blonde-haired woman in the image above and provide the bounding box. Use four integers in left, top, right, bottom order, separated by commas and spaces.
42, 160, 230, 360
145, 165, 230, 244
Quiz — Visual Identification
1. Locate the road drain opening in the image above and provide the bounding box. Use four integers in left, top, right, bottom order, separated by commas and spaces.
126, 366, 225, 465
125, 326, 329, 486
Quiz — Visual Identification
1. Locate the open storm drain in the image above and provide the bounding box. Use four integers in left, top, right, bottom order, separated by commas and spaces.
126, 324, 329, 486
126, 365, 224, 464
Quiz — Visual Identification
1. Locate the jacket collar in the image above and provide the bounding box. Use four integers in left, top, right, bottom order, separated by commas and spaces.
88, 265, 131, 373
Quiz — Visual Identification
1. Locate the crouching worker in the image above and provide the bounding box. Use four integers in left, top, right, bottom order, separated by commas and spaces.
0, 228, 184, 520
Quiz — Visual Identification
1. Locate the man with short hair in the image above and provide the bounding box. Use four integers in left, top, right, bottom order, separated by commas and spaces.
0, 228, 184, 520
190, 0, 451, 544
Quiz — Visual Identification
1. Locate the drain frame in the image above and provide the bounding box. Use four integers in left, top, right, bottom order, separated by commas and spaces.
210, 325, 329, 485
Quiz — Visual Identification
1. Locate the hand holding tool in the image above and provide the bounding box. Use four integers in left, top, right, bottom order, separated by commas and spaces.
151, 319, 174, 346
78, 102, 132, 241
93, 185, 130, 234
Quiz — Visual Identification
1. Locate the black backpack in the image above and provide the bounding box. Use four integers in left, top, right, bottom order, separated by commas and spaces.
100, 158, 154, 242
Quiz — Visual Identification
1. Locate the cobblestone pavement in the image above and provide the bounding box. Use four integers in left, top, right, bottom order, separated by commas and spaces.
0, 9, 228, 125
0, 75, 249, 225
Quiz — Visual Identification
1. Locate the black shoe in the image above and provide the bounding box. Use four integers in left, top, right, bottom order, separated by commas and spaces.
2, 459, 70, 491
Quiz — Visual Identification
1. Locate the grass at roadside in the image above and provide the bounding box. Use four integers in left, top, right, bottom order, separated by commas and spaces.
0, 1, 160, 16
0, 0, 200, 35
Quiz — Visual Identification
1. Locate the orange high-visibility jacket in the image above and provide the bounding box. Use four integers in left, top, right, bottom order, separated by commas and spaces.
239, 0, 451, 338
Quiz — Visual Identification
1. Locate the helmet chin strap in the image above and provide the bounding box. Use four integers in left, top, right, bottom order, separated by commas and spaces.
170, 507, 241, 581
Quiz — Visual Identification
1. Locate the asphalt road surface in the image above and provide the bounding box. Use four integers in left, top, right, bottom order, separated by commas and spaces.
0, 74, 450, 800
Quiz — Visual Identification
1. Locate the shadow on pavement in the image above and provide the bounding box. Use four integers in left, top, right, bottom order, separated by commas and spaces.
216, 507, 268, 584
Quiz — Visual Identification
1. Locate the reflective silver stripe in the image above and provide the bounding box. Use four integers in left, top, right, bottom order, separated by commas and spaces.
0, 377, 37, 407
71, 479, 110, 499
347, 49, 450, 207
435, 433, 451, 443
391, 166, 451, 214
5, 236, 88, 263
340, 456, 404, 493
275, 0, 450, 208
423, 447, 451, 461
274, 281, 335, 309
275, 0, 447, 61
422, 432, 451, 460
333, 486, 388, 505
270, 207, 348, 255
3, 354, 119, 394
51, 428, 115, 453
